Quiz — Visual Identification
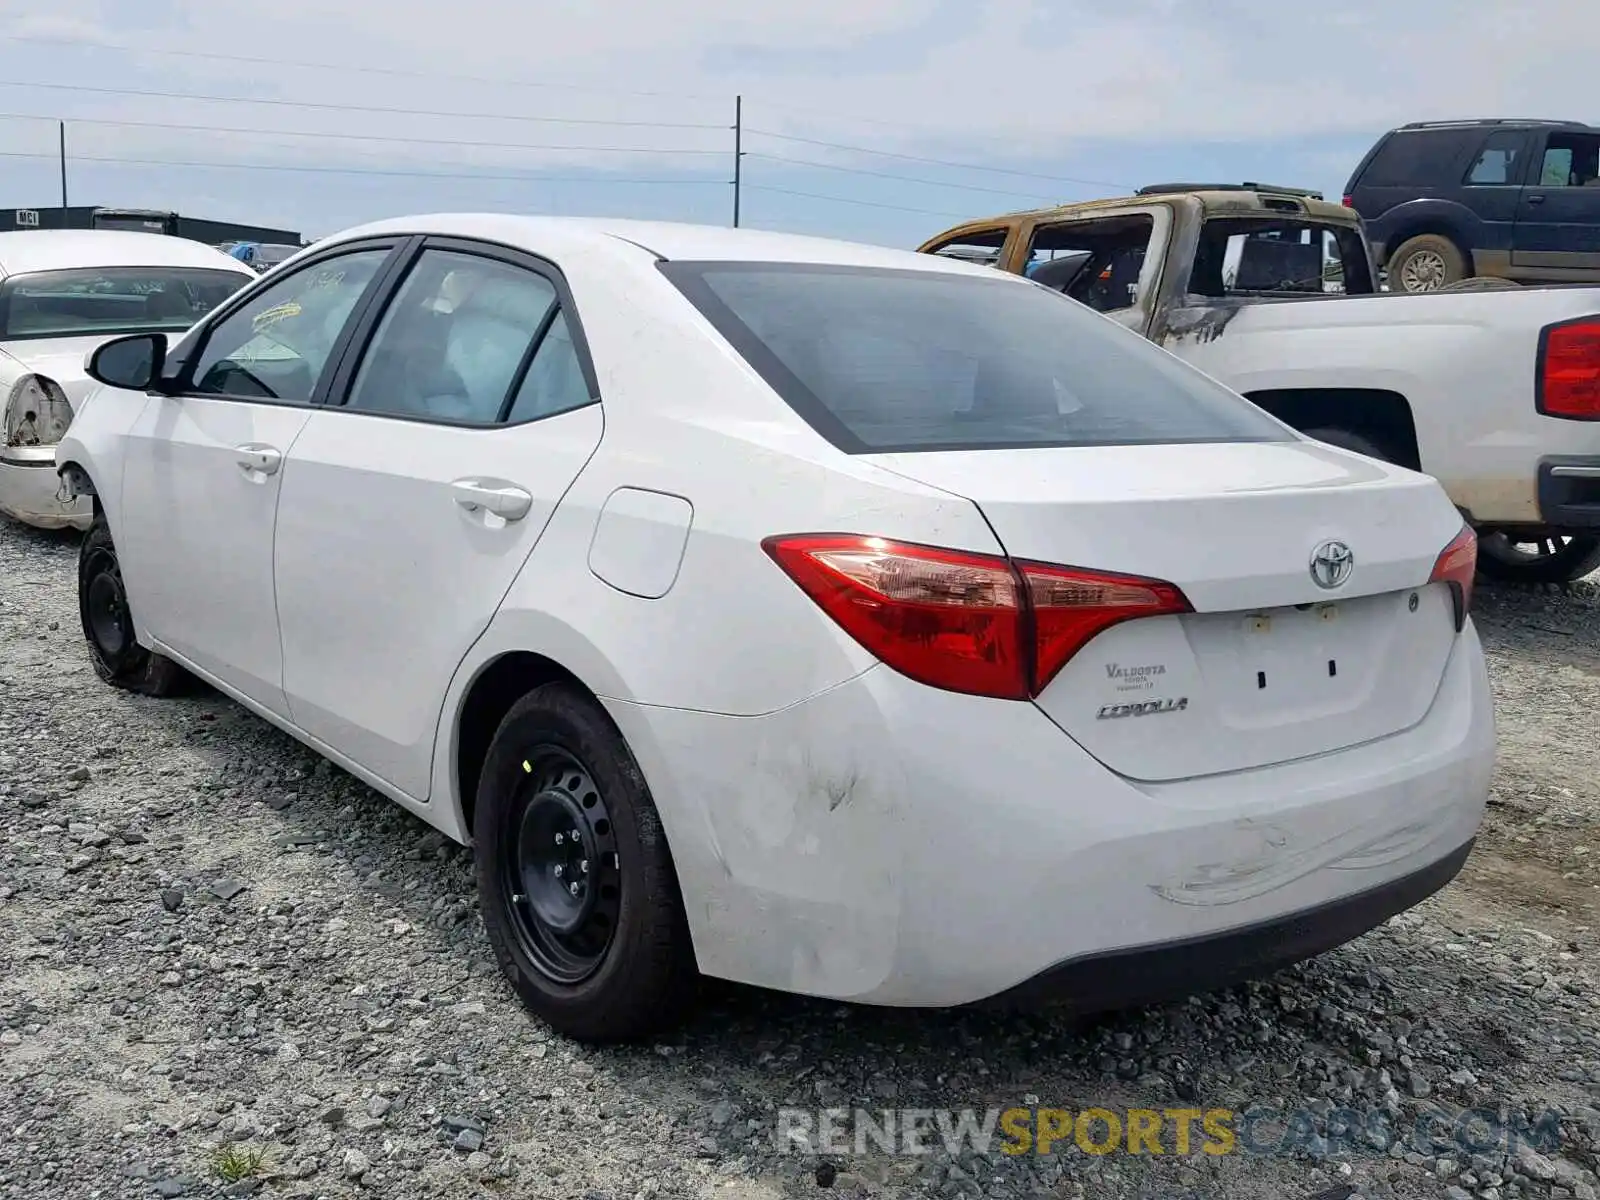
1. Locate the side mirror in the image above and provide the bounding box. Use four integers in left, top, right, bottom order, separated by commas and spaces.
86, 333, 168, 391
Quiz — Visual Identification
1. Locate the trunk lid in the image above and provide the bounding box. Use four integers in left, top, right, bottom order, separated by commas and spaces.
864, 439, 1466, 781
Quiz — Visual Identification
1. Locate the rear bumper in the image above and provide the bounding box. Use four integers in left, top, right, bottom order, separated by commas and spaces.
977, 837, 1472, 1013
0, 452, 91, 530
608, 620, 1494, 1009
1536, 455, 1600, 530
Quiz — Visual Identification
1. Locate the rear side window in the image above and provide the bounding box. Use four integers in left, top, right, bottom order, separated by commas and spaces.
660, 261, 1292, 454
1358, 129, 1477, 187
923, 228, 1010, 269
1465, 130, 1530, 185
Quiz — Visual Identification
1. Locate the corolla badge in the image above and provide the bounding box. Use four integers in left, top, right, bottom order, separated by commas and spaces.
1309, 540, 1353, 590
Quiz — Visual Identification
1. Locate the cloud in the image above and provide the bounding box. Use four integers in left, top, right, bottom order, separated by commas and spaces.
6, 0, 1596, 154
0, 0, 1592, 241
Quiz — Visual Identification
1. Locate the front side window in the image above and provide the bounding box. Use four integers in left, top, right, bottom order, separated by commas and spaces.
188, 248, 391, 403
1539, 133, 1600, 187
345, 249, 562, 425
0, 267, 249, 340
1023, 215, 1156, 313
661, 261, 1292, 454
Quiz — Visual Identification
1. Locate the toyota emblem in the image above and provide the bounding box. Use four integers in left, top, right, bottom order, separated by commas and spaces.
1309, 540, 1354, 590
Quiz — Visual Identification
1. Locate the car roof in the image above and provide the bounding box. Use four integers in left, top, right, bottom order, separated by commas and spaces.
0, 230, 257, 279
1394, 118, 1597, 133
323, 213, 1010, 276
963, 188, 1360, 228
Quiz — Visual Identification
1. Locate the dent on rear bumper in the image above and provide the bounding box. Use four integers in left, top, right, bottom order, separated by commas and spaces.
606, 623, 1493, 1009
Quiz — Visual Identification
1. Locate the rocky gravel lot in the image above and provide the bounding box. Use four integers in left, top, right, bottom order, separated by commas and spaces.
2, 517, 1598, 1200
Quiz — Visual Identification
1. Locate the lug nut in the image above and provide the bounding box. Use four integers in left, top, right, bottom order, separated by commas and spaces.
580, 859, 589, 874
554, 865, 563, 879
554, 833, 564, 845
568, 882, 580, 896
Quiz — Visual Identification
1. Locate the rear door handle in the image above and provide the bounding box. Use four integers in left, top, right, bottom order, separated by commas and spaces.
451, 479, 533, 522
234, 444, 282, 477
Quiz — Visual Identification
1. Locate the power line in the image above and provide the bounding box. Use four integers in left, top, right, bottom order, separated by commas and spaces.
745, 151, 1054, 201
745, 128, 1130, 190
745, 96, 1003, 136
0, 148, 723, 187
0, 78, 729, 131
0, 32, 724, 104
743, 184, 972, 218
0, 30, 1081, 146
0, 31, 1130, 190
0, 111, 726, 159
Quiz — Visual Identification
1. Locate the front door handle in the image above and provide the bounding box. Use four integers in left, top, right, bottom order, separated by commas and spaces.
451, 479, 533, 522
234, 444, 282, 477
1527, 193, 1546, 205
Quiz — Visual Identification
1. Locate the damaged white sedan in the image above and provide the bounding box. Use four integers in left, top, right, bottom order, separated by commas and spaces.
58, 216, 1494, 1042
0, 231, 253, 529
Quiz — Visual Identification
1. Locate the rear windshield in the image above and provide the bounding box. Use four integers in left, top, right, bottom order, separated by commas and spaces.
660, 261, 1291, 453
0, 267, 247, 340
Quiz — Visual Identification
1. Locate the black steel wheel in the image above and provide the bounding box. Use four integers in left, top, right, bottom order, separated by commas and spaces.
77, 515, 188, 696
475, 682, 697, 1042
502, 748, 623, 985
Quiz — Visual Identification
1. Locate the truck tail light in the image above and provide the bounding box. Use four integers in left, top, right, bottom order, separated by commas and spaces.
762, 534, 1191, 700
1429, 524, 1477, 631
1341, 194, 1353, 207
1538, 316, 1600, 419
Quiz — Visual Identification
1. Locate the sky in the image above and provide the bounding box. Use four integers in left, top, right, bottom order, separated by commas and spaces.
0, 0, 1593, 249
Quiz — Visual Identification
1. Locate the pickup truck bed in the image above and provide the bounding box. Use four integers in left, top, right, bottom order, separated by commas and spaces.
920, 186, 1600, 582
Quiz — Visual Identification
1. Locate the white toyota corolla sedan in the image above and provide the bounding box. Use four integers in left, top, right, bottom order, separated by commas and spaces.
56, 214, 1494, 1042
0, 230, 254, 529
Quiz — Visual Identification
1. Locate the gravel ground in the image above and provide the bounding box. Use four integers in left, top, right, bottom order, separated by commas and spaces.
1, 517, 1598, 1200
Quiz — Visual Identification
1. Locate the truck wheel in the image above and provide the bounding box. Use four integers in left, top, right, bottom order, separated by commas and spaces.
1441, 276, 1520, 291
1303, 427, 1395, 463
1476, 534, 1600, 584
1388, 235, 1467, 292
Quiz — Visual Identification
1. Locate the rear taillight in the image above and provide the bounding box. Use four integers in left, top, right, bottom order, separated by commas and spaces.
1538, 316, 1600, 420
1429, 524, 1477, 631
762, 534, 1191, 700
1341, 194, 1353, 207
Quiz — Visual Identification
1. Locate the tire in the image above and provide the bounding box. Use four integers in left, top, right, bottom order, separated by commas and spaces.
1303, 427, 1395, 463
1441, 276, 1520, 292
77, 516, 189, 697
474, 683, 697, 1042
1387, 234, 1468, 293
1476, 533, 1600, 585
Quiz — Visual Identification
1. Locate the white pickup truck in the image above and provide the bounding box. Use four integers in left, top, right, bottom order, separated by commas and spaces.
920, 183, 1600, 583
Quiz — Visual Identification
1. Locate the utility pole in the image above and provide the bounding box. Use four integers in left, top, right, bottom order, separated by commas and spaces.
58, 121, 68, 225
732, 95, 742, 228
